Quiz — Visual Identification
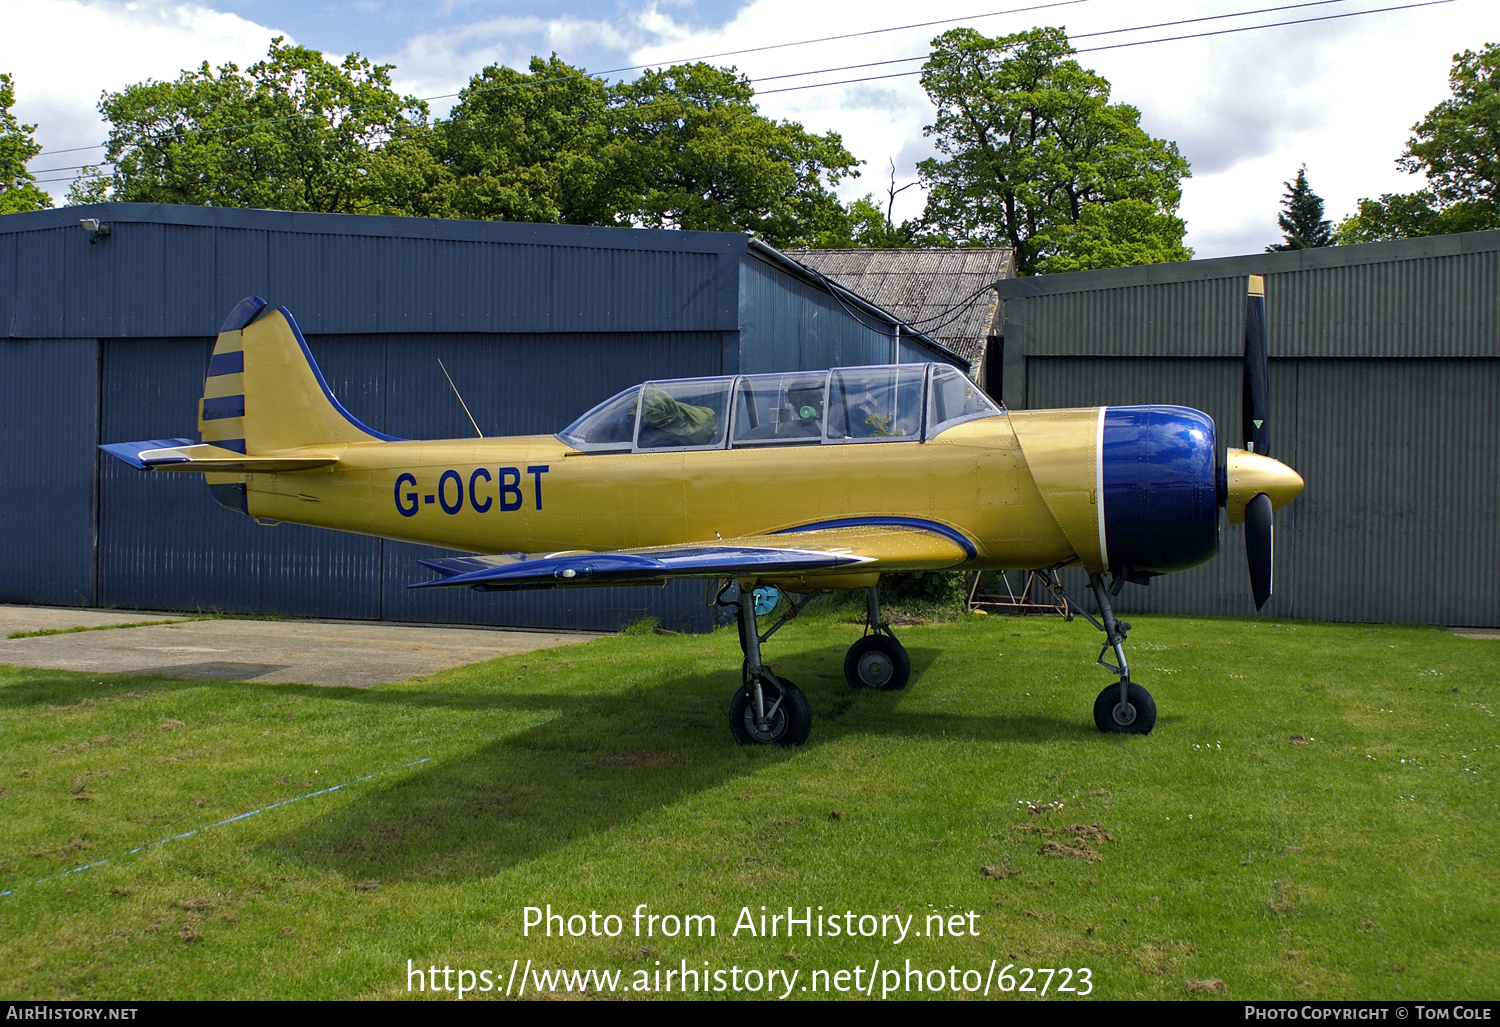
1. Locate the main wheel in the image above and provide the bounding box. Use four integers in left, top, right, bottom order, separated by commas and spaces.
843, 634, 911, 690
1093, 681, 1157, 735
729, 677, 812, 747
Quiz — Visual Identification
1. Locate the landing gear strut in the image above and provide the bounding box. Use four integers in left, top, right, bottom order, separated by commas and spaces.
844, 586, 911, 690
1080, 572, 1156, 735
726, 584, 811, 746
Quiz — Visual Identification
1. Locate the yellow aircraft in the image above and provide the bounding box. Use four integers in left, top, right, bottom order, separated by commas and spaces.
103, 282, 1303, 746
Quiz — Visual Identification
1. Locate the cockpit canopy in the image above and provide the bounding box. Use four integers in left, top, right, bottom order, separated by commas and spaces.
558, 363, 1002, 454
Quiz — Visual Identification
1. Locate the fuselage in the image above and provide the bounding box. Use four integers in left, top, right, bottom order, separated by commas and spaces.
239, 405, 1228, 581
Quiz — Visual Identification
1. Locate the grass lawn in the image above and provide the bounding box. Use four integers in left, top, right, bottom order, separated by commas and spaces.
0, 608, 1495, 1001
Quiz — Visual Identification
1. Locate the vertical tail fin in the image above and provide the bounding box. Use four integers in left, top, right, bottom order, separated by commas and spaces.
199, 297, 400, 453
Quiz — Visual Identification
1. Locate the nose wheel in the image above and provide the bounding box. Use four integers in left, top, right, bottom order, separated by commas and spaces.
1093, 680, 1156, 734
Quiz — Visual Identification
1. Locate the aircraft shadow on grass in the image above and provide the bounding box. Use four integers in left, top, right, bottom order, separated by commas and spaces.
3, 644, 1115, 883
254, 641, 1099, 883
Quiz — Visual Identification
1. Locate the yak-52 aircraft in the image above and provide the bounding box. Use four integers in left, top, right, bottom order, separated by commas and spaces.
103, 278, 1302, 746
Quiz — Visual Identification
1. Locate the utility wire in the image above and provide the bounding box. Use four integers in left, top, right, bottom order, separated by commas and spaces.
759, 0, 1456, 94
23, 0, 1401, 171
723, 0, 1382, 88
27, 0, 1102, 165
27, 0, 1455, 188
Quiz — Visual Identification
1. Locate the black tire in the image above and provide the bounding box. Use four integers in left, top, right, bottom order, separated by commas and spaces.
729, 677, 812, 747
1093, 681, 1157, 735
843, 634, 911, 691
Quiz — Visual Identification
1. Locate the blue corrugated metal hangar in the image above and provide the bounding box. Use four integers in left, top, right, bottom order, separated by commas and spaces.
0, 203, 963, 632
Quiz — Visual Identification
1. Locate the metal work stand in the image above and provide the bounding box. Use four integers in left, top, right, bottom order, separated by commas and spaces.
968, 569, 1073, 620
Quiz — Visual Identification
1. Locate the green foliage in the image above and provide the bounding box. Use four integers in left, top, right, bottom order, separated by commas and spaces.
620, 616, 660, 636
424, 55, 615, 225
878, 570, 973, 618
1267, 165, 1333, 251
97, 38, 430, 214
607, 63, 860, 246
916, 27, 1191, 276
1040, 198, 1192, 273
64, 165, 112, 206
1339, 43, 1500, 242
0, 73, 52, 214
811, 194, 924, 248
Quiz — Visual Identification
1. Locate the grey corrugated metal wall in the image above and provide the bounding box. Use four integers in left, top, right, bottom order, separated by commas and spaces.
1001, 230, 1500, 627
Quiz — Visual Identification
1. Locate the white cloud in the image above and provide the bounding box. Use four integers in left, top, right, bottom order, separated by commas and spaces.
623, 0, 1500, 256
385, 15, 639, 114
4, 0, 287, 197
10, 0, 1500, 253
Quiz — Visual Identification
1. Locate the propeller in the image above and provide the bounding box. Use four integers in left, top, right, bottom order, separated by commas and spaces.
1244, 492, 1273, 609
1219, 275, 1301, 611
1242, 275, 1272, 607
1242, 276, 1269, 457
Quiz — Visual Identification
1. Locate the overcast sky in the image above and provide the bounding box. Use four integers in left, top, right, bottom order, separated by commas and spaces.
7, 0, 1498, 257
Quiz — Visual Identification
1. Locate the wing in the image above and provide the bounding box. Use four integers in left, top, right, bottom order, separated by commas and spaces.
409, 519, 975, 591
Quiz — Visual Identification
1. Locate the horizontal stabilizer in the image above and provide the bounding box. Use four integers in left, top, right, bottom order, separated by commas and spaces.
100, 440, 338, 473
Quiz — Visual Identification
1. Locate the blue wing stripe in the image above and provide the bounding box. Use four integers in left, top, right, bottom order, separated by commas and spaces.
409, 546, 868, 589
773, 516, 977, 559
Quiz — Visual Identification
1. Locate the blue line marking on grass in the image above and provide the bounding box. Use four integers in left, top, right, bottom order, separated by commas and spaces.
0, 756, 431, 898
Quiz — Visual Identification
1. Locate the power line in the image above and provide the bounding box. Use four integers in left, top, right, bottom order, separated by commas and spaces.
741, 0, 1376, 88
17, 0, 1368, 169
26, 0, 1103, 165
756, 0, 1456, 95
26, 0, 1458, 188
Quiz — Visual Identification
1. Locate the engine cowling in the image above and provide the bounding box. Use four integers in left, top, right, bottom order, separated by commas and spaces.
1100, 405, 1220, 575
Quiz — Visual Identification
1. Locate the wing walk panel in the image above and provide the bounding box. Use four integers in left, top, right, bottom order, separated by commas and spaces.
411, 522, 974, 590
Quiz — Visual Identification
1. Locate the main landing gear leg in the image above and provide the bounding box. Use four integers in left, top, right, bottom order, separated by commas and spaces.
728, 586, 811, 746
1084, 572, 1156, 735
843, 585, 912, 690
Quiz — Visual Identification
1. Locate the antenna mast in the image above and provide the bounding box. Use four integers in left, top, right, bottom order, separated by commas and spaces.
437, 358, 484, 438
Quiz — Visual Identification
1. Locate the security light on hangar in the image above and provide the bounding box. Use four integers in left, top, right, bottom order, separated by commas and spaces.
0, 204, 965, 633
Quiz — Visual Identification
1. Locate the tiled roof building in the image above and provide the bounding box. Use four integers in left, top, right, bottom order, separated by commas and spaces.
789, 248, 1014, 393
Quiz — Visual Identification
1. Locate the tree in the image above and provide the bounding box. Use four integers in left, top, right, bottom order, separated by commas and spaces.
0, 73, 52, 214
811, 194, 914, 248
916, 27, 1191, 275
426, 55, 615, 225
1042, 198, 1191, 272
426, 58, 860, 246
1338, 43, 1500, 242
1267, 164, 1333, 250
607, 63, 860, 247
95, 38, 430, 214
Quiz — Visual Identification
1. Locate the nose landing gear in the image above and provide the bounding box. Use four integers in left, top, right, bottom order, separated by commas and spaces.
1081, 571, 1156, 735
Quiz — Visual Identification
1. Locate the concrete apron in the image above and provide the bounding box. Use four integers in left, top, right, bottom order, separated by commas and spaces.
0, 605, 600, 687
